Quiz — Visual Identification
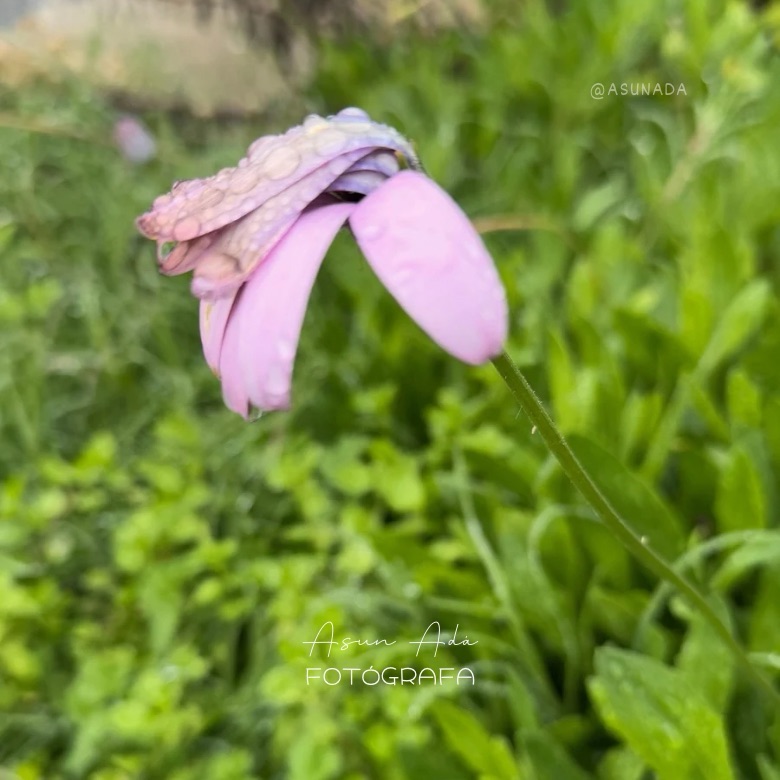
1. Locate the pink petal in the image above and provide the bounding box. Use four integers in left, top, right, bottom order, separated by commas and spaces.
218, 202, 355, 416
199, 293, 238, 374
159, 233, 217, 275
136, 114, 415, 242
189, 147, 371, 300
350, 171, 508, 364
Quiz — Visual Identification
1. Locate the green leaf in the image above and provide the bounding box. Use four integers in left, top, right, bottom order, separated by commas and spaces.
714, 445, 767, 533
699, 279, 771, 375
370, 440, 426, 513
520, 729, 592, 780
572, 177, 626, 232
432, 700, 519, 780
711, 532, 780, 592
588, 648, 735, 780
676, 611, 734, 712
597, 747, 646, 780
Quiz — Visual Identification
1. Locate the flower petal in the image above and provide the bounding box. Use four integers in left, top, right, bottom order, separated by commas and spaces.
218, 201, 355, 416
328, 170, 388, 196
327, 150, 400, 198
136, 113, 415, 242
159, 233, 217, 275
344, 150, 400, 178
199, 292, 238, 375
189, 147, 371, 300
350, 171, 508, 364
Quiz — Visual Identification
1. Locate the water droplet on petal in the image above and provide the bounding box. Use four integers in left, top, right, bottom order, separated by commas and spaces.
248, 136, 277, 159
248, 407, 265, 422
264, 146, 301, 180
304, 113, 327, 129
173, 216, 201, 241
337, 107, 369, 120
229, 168, 260, 195
313, 129, 347, 157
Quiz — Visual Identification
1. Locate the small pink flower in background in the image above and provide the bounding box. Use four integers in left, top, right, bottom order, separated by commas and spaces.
136, 108, 507, 417
114, 115, 156, 164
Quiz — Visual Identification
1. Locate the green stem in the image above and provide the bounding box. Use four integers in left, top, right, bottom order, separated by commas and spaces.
491, 350, 779, 706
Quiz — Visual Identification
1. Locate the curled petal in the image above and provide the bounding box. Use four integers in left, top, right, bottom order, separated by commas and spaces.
327, 150, 401, 196
328, 170, 388, 196
136, 113, 415, 242
218, 202, 355, 416
344, 150, 400, 178
350, 171, 508, 364
190, 147, 371, 300
159, 233, 217, 275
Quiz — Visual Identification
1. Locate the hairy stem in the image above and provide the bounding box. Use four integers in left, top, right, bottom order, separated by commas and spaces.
491, 349, 779, 705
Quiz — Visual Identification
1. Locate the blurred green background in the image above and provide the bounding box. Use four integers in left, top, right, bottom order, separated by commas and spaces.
2, 0, 780, 777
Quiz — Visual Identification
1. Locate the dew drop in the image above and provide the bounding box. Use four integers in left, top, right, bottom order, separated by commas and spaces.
173, 216, 201, 241
229, 168, 260, 195
313, 129, 347, 157
264, 146, 301, 180
337, 107, 369, 119
304, 113, 327, 129
248, 136, 276, 159
248, 407, 265, 422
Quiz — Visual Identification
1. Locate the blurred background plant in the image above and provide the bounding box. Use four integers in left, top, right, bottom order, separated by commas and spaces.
1, 0, 780, 778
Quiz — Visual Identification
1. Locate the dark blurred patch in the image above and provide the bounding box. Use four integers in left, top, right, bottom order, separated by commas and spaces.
156, 0, 364, 62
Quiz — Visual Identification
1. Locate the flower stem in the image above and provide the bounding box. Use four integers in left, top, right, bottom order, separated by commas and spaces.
491, 349, 779, 705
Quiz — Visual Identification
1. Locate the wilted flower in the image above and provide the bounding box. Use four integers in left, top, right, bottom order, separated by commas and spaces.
136, 108, 507, 417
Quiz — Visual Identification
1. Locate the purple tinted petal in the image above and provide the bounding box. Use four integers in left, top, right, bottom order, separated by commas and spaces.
218, 202, 355, 415
326, 150, 400, 197
350, 171, 508, 364
344, 150, 400, 178
136, 113, 415, 242
327, 170, 388, 196
189, 147, 371, 299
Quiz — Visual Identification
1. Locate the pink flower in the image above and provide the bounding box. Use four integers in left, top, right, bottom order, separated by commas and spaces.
136, 108, 507, 417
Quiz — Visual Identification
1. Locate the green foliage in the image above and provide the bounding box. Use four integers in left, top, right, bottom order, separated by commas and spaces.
1, 0, 780, 777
